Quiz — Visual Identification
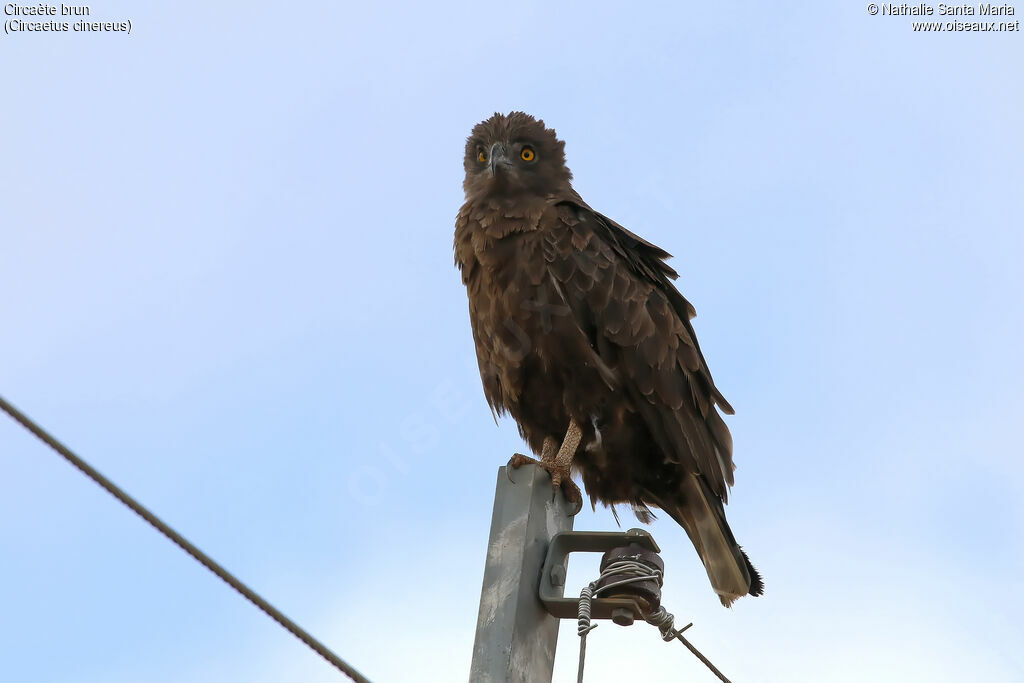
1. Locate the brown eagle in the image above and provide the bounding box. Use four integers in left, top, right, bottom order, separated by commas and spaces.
454, 112, 763, 606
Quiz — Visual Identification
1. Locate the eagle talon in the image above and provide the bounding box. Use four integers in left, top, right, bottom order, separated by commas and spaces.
506, 453, 582, 516
559, 478, 584, 516
506, 453, 540, 482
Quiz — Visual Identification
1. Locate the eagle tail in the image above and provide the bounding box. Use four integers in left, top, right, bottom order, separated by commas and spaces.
661, 475, 764, 607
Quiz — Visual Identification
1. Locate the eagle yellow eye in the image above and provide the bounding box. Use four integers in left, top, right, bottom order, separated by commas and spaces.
521, 147, 535, 162
477, 149, 487, 163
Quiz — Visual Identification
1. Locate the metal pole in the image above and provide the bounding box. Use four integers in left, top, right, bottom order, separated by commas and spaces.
469, 463, 575, 683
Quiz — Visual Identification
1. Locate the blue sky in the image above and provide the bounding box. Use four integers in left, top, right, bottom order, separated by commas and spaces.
1, 2, 1021, 681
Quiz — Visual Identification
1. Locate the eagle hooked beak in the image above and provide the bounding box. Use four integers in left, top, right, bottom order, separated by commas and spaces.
488, 143, 510, 175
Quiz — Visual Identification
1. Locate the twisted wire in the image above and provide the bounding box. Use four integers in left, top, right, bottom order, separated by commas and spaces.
574, 553, 733, 683
577, 584, 597, 637
645, 605, 681, 641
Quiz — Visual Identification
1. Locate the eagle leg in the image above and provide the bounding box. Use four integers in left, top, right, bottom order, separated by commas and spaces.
507, 418, 583, 515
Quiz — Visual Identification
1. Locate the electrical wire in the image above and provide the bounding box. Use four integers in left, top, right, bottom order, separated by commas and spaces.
0, 395, 371, 683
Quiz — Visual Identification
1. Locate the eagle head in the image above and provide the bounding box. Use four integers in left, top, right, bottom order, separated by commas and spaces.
463, 111, 573, 202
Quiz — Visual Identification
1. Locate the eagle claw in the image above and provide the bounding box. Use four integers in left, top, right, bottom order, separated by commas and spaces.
506, 453, 583, 516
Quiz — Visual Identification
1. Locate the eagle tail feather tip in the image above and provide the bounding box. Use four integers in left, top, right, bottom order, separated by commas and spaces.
671, 475, 764, 606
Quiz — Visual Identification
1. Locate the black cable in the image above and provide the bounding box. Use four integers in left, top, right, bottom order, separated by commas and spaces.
0, 395, 371, 683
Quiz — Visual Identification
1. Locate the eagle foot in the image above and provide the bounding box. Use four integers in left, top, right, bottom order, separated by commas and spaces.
506, 453, 583, 515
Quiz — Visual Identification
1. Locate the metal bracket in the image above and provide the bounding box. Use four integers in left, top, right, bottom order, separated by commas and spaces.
539, 528, 661, 623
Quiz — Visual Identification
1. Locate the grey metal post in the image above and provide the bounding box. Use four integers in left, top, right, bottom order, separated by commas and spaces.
470, 463, 576, 683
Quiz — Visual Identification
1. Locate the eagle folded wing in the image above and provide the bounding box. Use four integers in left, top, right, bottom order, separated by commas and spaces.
541, 199, 736, 499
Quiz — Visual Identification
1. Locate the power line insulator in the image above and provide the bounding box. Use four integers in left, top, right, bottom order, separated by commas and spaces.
596, 543, 665, 625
